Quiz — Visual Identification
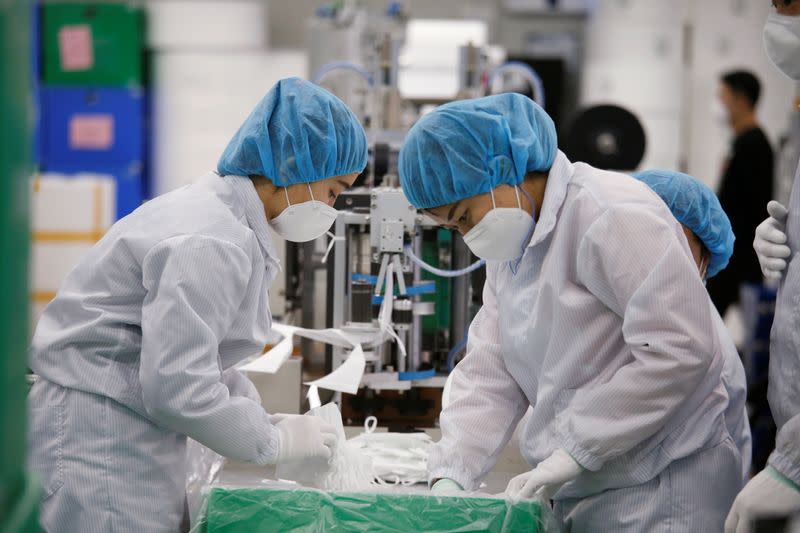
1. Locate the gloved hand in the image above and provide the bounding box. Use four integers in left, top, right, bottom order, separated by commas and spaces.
725, 466, 800, 533
272, 414, 338, 465
505, 449, 584, 501
431, 478, 463, 494
753, 201, 791, 280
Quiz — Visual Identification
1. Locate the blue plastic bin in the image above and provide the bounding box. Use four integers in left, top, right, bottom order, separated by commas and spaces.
39, 86, 144, 167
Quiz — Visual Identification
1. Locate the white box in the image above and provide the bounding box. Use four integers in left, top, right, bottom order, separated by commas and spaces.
245, 357, 302, 415
32, 174, 115, 233
31, 242, 94, 292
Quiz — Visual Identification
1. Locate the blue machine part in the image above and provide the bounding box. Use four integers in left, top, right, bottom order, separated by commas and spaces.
398, 368, 436, 381
371, 283, 436, 305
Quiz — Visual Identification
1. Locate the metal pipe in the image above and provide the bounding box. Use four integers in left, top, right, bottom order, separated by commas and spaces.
311, 60, 374, 87
488, 61, 546, 107
331, 217, 348, 369
300, 241, 317, 360
410, 231, 423, 373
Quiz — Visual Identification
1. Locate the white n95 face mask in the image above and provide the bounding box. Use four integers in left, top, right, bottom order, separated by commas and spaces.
269, 185, 338, 242
463, 186, 535, 262
764, 11, 800, 81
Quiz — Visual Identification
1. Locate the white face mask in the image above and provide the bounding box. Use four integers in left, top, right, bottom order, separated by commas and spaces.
268, 185, 338, 242
711, 99, 730, 128
764, 11, 800, 81
462, 186, 535, 262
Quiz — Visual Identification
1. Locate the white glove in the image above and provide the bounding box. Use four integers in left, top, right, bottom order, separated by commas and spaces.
725, 467, 800, 533
505, 449, 584, 501
754, 201, 791, 280
272, 414, 338, 465
431, 478, 463, 494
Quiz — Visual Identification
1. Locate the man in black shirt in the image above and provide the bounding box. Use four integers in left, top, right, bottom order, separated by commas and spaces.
708, 70, 775, 315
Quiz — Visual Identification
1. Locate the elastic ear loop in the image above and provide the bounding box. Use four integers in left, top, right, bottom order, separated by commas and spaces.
285, 184, 319, 208
489, 186, 523, 209
700, 253, 710, 281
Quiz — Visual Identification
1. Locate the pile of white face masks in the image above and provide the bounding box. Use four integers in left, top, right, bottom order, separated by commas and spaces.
276, 404, 373, 492
276, 408, 433, 490
348, 416, 433, 486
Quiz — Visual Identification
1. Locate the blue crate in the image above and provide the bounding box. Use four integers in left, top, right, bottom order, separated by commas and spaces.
40, 161, 145, 220
40, 86, 145, 167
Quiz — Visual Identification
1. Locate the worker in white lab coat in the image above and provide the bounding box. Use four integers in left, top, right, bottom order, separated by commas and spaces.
28, 77, 367, 532
726, 2, 800, 531
399, 93, 742, 531
632, 169, 751, 484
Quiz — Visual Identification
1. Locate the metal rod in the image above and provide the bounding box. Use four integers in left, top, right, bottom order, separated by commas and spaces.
392, 253, 407, 295
451, 232, 472, 347
332, 217, 348, 369
410, 231, 423, 373
374, 253, 390, 297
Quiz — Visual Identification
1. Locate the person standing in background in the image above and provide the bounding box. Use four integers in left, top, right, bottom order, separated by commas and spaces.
708, 70, 775, 316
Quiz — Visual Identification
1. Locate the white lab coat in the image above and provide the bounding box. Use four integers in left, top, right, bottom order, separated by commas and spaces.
767, 159, 800, 486
28, 172, 279, 532
714, 303, 753, 483
429, 152, 742, 529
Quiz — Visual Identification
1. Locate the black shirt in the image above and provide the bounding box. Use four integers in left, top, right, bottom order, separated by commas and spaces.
708, 126, 774, 314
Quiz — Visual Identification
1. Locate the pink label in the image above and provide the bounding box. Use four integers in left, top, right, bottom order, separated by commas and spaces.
58, 25, 94, 72
69, 115, 114, 150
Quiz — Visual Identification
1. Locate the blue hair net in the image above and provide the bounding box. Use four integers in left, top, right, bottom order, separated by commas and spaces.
398, 93, 558, 209
217, 77, 367, 185
633, 169, 735, 278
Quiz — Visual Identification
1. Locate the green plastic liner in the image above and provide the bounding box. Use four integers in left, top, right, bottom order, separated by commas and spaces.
203, 487, 552, 533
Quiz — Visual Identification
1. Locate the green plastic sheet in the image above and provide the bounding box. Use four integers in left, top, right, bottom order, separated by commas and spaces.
202, 486, 553, 533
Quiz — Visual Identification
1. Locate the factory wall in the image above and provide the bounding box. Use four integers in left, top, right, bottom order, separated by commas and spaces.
686, 0, 797, 189
269, 0, 496, 50
32, 0, 800, 333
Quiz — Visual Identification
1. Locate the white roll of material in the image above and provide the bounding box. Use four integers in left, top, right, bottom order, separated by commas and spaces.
150, 50, 308, 195
146, 1, 269, 51
580, 61, 683, 115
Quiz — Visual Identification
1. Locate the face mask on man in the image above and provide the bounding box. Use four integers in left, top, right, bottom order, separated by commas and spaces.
764, 10, 800, 81
711, 99, 730, 128
268, 185, 338, 242
463, 186, 536, 262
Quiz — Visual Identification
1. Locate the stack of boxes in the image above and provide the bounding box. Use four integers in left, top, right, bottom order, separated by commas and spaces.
32, 2, 146, 326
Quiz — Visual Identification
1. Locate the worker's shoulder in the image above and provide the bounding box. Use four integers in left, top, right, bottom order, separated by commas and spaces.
735, 126, 774, 155
567, 163, 664, 214
117, 179, 258, 257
